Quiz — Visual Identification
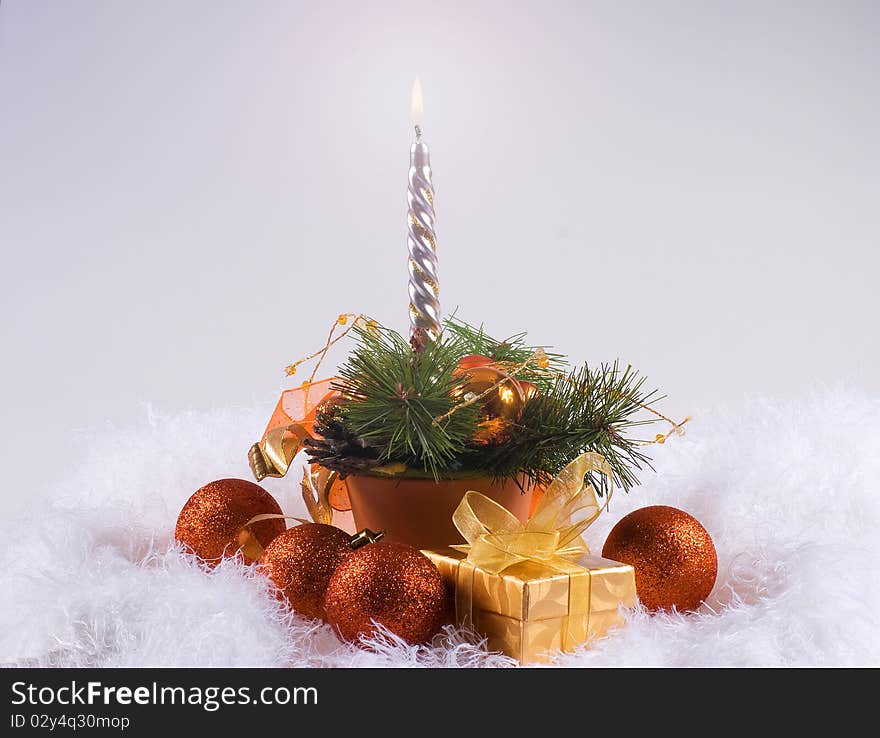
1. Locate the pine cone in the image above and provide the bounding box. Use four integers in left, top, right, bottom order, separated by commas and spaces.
304, 406, 380, 478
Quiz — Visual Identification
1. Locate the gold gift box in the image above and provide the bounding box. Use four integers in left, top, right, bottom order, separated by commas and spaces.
424, 547, 636, 664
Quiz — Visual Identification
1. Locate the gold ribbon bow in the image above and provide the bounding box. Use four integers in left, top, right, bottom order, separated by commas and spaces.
451, 452, 613, 575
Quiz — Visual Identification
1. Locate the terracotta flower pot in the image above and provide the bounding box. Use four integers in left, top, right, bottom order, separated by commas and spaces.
344, 474, 533, 550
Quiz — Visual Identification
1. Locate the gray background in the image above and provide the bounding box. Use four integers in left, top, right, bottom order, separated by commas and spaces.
1, 1, 877, 516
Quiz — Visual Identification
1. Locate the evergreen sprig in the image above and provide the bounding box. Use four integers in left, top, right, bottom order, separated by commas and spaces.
469, 361, 660, 493
315, 319, 663, 491
442, 315, 566, 390
332, 325, 480, 477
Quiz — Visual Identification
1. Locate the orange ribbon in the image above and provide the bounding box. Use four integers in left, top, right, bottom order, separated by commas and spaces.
248, 377, 339, 481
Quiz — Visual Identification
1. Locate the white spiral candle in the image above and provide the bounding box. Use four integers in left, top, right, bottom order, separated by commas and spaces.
407, 79, 440, 344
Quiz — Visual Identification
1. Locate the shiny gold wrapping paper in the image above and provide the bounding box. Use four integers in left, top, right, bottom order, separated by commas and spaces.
424, 547, 636, 664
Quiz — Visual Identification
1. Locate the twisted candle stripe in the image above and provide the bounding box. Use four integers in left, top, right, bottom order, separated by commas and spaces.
408, 126, 440, 343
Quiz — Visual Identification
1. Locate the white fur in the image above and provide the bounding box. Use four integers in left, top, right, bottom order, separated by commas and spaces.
2, 390, 878, 667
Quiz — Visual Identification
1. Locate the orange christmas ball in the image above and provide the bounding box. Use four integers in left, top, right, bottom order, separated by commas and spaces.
259, 523, 353, 620
175, 478, 285, 564
602, 505, 717, 612
324, 540, 445, 645
457, 354, 494, 371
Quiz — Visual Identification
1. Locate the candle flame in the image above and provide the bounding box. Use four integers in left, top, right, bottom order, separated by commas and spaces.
410, 78, 424, 124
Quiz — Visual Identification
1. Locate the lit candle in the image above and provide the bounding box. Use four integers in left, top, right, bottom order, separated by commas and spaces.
407, 78, 440, 346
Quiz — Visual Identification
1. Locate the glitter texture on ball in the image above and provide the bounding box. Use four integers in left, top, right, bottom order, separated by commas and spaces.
324, 540, 445, 644
602, 505, 717, 612
175, 478, 285, 564
259, 523, 353, 620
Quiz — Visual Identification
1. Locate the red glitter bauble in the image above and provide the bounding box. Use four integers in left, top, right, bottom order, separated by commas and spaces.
175, 478, 285, 564
602, 505, 717, 612
259, 523, 353, 621
324, 541, 445, 645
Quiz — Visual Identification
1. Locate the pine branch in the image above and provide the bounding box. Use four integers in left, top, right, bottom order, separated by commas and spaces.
332, 325, 480, 478
471, 361, 659, 493
316, 318, 664, 492
442, 315, 566, 390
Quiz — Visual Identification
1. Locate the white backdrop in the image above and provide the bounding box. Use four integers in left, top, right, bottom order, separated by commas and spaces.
1, 1, 878, 516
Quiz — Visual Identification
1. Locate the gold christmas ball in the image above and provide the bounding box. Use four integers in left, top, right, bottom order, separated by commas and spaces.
602, 505, 717, 612
324, 540, 445, 645
175, 478, 285, 565
518, 380, 538, 402
462, 365, 525, 422
259, 523, 353, 620
454, 356, 526, 445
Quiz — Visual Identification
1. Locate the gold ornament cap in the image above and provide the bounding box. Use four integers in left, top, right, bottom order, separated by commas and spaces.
348, 528, 386, 550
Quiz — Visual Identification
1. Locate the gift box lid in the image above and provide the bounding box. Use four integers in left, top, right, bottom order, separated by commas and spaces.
424, 547, 636, 622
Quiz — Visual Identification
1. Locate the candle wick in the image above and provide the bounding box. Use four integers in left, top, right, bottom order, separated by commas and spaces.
414, 124, 422, 140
